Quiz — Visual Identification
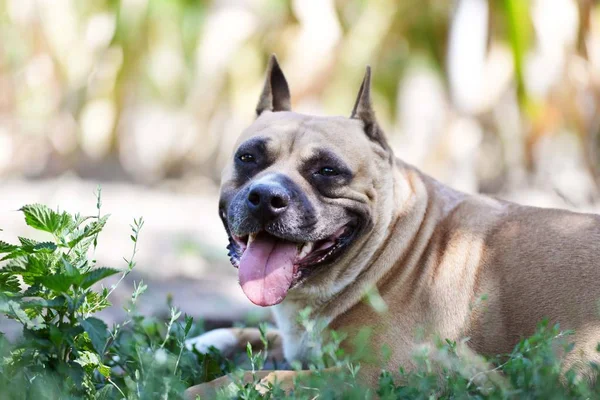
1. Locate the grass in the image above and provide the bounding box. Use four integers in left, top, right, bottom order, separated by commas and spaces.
0, 192, 599, 399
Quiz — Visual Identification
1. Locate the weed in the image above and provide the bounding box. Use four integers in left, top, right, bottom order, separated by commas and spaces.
0, 193, 599, 399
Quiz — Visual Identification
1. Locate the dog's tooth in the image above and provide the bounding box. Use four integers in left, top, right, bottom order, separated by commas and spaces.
298, 242, 314, 259
247, 233, 257, 246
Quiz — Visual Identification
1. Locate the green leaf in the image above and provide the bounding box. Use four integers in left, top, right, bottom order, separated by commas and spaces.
75, 350, 101, 368
5, 300, 45, 330
60, 362, 85, 389
37, 274, 74, 293
32, 242, 57, 253
0, 274, 20, 292
75, 350, 111, 377
98, 363, 111, 378
79, 267, 120, 289
61, 257, 79, 277
96, 385, 115, 400
184, 314, 193, 336
0, 238, 39, 260
0, 253, 18, 262
49, 324, 63, 347
1, 258, 27, 273
80, 317, 109, 354
20, 297, 66, 309
0, 241, 16, 254
246, 341, 252, 359
0, 241, 56, 262
22, 284, 43, 297
3, 256, 54, 285
67, 215, 110, 249
18, 237, 38, 248
20, 204, 73, 234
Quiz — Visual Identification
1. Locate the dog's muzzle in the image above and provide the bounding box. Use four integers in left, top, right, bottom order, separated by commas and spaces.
222, 174, 360, 308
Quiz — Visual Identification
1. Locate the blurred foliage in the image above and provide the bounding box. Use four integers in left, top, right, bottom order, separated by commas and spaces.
0, 0, 599, 202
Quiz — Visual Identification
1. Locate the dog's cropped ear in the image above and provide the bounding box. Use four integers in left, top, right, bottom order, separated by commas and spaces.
256, 55, 291, 116
350, 67, 392, 154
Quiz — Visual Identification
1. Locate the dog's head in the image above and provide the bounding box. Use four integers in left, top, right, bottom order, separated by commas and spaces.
219, 56, 396, 307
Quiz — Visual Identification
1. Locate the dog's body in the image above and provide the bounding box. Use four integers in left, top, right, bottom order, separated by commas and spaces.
328, 168, 600, 372
186, 57, 600, 397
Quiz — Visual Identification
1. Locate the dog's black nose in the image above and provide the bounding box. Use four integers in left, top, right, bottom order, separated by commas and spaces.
247, 183, 290, 222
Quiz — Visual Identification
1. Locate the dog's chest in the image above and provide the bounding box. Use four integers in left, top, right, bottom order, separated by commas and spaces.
272, 301, 327, 364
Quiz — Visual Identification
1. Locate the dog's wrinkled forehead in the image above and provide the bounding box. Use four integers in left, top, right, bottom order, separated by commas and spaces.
235, 111, 376, 165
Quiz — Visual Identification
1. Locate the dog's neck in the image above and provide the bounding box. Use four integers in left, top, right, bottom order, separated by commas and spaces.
317, 162, 456, 318
272, 161, 466, 362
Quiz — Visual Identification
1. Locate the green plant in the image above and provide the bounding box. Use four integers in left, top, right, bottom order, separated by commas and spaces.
1, 194, 600, 399
0, 190, 213, 399
0, 190, 121, 397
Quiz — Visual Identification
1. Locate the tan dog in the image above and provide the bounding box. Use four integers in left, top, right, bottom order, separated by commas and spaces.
186, 55, 600, 397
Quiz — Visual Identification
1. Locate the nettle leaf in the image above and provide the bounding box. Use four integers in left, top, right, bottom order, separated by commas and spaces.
0, 258, 26, 273
75, 350, 101, 368
49, 323, 62, 347
6, 300, 45, 330
0, 241, 17, 254
18, 237, 38, 249
22, 284, 43, 297
20, 296, 66, 310
5, 256, 55, 285
71, 214, 95, 228
67, 215, 110, 249
62, 257, 79, 277
20, 204, 73, 235
1, 237, 40, 261
98, 363, 111, 378
75, 351, 110, 378
0, 253, 19, 262
76, 351, 111, 378
0, 274, 21, 293
28, 254, 56, 275
33, 242, 57, 253
37, 273, 75, 293
71, 239, 97, 262
82, 291, 110, 314
1, 238, 36, 261
80, 317, 109, 354
79, 267, 119, 290
21, 257, 51, 284
96, 385, 115, 399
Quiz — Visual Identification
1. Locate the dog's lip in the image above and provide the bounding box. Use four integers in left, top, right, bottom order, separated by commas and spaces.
232, 234, 248, 252
229, 221, 357, 270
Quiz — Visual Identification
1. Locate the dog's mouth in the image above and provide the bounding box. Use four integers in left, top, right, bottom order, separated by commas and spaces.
226, 223, 356, 307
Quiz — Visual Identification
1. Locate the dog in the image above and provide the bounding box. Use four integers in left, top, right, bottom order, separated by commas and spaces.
185, 55, 600, 398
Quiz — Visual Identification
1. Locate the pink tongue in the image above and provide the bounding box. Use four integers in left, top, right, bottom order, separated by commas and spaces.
239, 232, 298, 307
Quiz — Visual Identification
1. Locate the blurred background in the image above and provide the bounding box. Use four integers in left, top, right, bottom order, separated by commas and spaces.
1, 0, 600, 333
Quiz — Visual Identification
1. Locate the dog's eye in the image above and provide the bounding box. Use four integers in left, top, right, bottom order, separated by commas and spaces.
316, 166, 338, 176
238, 154, 255, 163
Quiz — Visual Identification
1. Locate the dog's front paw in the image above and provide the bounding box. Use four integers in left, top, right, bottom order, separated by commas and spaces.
185, 374, 234, 399
256, 371, 297, 395
185, 328, 238, 355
